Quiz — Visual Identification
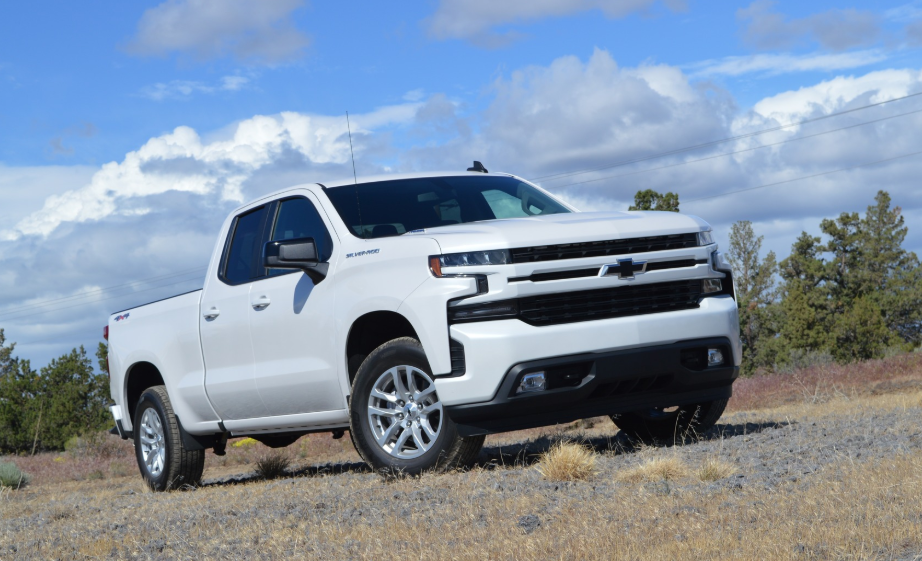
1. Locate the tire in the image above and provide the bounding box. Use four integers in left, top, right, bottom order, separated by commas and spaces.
611, 399, 728, 444
349, 337, 484, 475
133, 385, 205, 491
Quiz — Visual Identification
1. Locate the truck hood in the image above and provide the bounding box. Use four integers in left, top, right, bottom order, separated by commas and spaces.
410, 210, 711, 254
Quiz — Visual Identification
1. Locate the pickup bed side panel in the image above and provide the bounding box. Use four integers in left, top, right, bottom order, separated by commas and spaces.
109, 290, 221, 433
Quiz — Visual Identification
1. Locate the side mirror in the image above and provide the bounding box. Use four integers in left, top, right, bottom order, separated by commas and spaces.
264, 238, 328, 283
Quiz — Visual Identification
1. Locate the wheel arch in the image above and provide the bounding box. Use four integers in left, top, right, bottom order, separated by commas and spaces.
345, 311, 422, 385
124, 361, 166, 425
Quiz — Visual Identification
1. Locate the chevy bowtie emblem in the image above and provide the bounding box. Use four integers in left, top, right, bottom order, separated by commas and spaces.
600, 258, 648, 280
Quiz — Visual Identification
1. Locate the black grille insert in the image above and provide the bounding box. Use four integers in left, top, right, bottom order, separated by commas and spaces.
449, 339, 466, 376
510, 233, 699, 264
518, 279, 703, 326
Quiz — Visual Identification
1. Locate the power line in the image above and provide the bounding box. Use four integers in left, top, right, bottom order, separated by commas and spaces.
553, 106, 922, 189
0, 266, 206, 318
683, 148, 922, 205
0, 273, 205, 323
532, 89, 922, 183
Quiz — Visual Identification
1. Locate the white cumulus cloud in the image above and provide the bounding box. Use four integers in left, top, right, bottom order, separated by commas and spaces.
2, 104, 421, 240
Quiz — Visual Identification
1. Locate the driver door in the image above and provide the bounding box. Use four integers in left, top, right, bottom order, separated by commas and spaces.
248, 194, 345, 416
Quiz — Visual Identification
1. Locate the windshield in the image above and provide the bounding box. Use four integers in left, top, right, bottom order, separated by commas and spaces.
325, 175, 571, 239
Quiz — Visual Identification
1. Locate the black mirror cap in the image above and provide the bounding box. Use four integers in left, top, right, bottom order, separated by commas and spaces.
264, 238, 328, 283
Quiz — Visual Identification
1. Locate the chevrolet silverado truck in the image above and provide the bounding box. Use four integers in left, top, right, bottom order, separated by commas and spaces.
106, 165, 741, 490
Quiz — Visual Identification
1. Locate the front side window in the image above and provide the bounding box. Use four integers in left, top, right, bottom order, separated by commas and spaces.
268, 197, 334, 276
324, 175, 570, 239
224, 205, 269, 284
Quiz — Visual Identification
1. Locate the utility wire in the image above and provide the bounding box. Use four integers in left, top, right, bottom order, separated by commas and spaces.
9, 95, 922, 331
0, 272, 205, 322
532, 90, 922, 182
683, 148, 922, 204
0, 266, 206, 318
553, 106, 922, 189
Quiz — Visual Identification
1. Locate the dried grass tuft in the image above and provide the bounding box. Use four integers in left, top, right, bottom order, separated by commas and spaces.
536, 442, 597, 481
618, 457, 689, 483
254, 452, 291, 480
697, 458, 737, 481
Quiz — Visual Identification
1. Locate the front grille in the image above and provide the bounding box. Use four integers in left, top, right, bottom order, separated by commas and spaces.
508, 258, 707, 283
510, 233, 699, 264
518, 279, 702, 326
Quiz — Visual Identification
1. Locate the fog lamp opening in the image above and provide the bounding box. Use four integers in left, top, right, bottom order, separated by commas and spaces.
702, 279, 722, 294
517, 372, 547, 394
707, 348, 725, 366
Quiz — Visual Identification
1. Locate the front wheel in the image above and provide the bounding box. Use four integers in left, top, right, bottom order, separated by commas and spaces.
133, 385, 205, 491
349, 338, 484, 475
611, 399, 728, 444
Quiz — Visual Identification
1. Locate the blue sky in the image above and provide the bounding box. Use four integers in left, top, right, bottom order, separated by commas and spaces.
3, 0, 922, 367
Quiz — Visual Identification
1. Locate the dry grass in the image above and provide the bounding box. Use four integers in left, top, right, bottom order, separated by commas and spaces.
2, 357, 922, 558
618, 456, 689, 483
696, 458, 737, 482
254, 451, 292, 480
535, 442, 597, 481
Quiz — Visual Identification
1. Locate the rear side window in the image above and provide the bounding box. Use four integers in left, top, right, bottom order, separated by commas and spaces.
223, 206, 268, 284
268, 197, 334, 276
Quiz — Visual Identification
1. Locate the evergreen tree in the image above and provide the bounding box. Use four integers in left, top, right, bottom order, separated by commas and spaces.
34, 346, 111, 450
628, 189, 680, 212
0, 329, 14, 377
0, 334, 40, 453
0, 341, 110, 453
777, 232, 831, 354
727, 221, 779, 374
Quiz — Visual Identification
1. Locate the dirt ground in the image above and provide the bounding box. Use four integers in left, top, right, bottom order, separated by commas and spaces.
3, 354, 922, 560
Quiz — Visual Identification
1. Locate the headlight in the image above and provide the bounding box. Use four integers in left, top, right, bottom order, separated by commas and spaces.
429, 250, 511, 277
697, 230, 714, 246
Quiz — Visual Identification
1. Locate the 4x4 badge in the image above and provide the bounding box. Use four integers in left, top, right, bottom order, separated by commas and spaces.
599, 258, 647, 280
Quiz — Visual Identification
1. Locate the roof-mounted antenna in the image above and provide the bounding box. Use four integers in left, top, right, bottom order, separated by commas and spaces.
346, 111, 365, 238
467, 161, 488, 173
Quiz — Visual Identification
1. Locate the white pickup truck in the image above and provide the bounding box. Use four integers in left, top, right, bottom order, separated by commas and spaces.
106, 165, 741, 490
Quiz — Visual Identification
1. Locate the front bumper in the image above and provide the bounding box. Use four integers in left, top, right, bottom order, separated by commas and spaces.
434, 294, 741, 406
446, 337, 738, 436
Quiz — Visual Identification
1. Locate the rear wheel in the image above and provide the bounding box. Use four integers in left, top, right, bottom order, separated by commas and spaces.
349, 338, 484, 474
611, 399, 728, 444
133, 385, 205, 491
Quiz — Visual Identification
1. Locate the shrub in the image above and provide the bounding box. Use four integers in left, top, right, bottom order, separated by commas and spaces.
536, 442, 597, 481
0, 461, 30, 489
697, 458, 737, 481
255, 452, 291, 480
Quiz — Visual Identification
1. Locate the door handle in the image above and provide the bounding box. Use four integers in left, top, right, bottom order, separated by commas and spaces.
203, 307, 220, 320
251, 295, 271, 309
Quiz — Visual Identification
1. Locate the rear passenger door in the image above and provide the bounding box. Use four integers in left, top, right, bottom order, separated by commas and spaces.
248, 194, 345, 416
201, 204, 271, 420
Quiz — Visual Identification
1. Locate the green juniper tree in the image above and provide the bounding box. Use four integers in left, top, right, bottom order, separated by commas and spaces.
0, 337, 111, 454
628, 189, 680, 212
727, 221, 780, 374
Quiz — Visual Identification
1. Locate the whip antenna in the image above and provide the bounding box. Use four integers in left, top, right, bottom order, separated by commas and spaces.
346, 111, 364, 238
